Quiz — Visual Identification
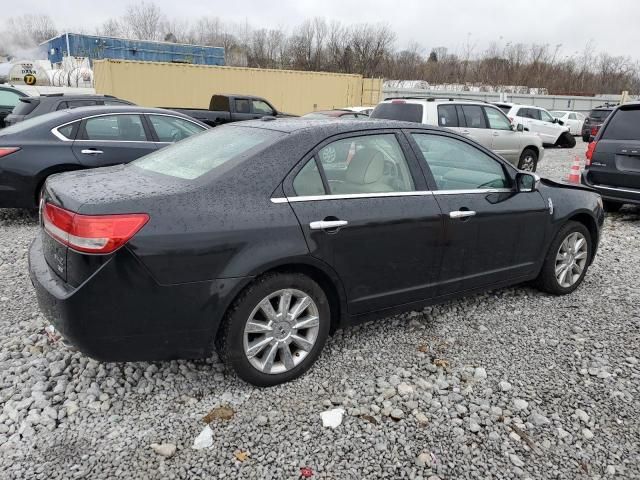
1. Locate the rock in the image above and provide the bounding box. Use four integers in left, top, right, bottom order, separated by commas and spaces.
151, 443, 176, 457
390, 408, 405, 420
415, 412, 429, 425
606, 465, 616, 475
582, 428, 594, 440
625, 357, 638, 365
473, 367, 487, 381
557, 428, 570, 439
48, 360, 67, 377
499, 381, 512, 392
256, 415, 268, 426
382, 388, 396, 399
509, 454, 525, 467
415, 452, 432, 467
320, 408, 345, 428
469, 421, 481, 433
488, 431, 500, 441
512, 399, 529, 411
478, 325, 488, 332
397, 383, 414, 396
192, 426, 214, 449
529, 412, 550, 426
575, 409, 589, 423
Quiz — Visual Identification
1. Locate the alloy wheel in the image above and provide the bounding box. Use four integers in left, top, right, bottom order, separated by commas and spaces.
242, 289, 320, 374
555, 232, 588, 288
520, 155, 535, 171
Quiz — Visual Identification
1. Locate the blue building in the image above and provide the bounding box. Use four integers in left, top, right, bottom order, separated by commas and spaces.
41, 33, 225, 66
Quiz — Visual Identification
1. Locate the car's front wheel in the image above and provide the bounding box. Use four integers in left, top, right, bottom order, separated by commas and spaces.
582, 133, 590, 142
518, 148, 538, 172
557, 132, 577, 148
534, 221, 592, 295
217, 272, 330, 386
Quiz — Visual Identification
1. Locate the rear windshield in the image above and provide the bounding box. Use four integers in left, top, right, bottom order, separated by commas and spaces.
370, 102, 423, 123
600, 108, 640, 141
589, 109, 612, 121
12, 99, 39, 116
133, 125, 284, 180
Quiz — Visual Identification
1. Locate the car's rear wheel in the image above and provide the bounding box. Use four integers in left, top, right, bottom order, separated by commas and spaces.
557, 132, 577, 148
603, 200, 623, 212
582, 133, 590, 142
217, 272, 330, 386
534, 221, 592, 295
518, 148, 538, 172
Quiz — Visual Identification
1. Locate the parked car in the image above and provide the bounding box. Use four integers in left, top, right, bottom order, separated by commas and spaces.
344, 106, 374, 115
29, 119, 603, 386
4, 93, 134, 127
168, 94, 294, 127
494, 102, 576, 148
302, 109, 369, 119
550, 110, 586, 136
0, 106, 207, 209
0, 85, 28, 128
370, 98, 544, 171
581, 105, 616, 142
582, 102, 640, 211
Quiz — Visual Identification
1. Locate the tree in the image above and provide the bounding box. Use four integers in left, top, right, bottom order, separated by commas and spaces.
123, 1, 164, 41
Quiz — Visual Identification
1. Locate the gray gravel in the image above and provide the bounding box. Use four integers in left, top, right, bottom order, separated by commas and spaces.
1, 140, 639, 479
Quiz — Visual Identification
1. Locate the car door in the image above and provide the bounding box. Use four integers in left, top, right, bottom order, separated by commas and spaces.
408, 131, 549, 294
566, 112, 580, 134
71, 113, 158, 168
537, 109, 561, 143
483, 106, 519, 162
284, 131, 444, 315
251, 99, 275, 118
457, 105, 494, 148
515, 107, 537, 135
233, 98, 257, 121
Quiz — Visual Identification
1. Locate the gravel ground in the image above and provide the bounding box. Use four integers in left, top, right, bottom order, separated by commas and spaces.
1, 139, 639, 479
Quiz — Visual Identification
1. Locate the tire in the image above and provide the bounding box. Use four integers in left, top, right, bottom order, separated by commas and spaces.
216, 272, 330, 386
534, 221, 592, 295
557, 132, 576, 148
582, 133, 590, 142
603, 200, 623, 213
518, 148, 538, 172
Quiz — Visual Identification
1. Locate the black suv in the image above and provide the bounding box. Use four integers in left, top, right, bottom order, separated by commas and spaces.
581, 105, 616, 142
4, 94, 133, 126
582, 102, 640, 211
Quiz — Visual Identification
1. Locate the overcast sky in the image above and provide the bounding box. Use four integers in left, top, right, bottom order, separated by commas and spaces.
11, 0, 640, 60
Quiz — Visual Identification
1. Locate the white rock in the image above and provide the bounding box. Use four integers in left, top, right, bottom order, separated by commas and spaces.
397, 383, 414, 396
390, 408, 405, 420
557, 427, 570, 439
469, 421, 481, 432
529, 412, 550, 426
575, 409, 589, 423
512, 399, 529, 411
582, 428, 594, 440
510, 454, 525, 467
499, 381, 512, 392
320, 408, 345, 428
415, 452, 432, 467
151, 443, 176, 457
192, 426, 214, 449
473, 367, 487, 381
606, 465, 616, 475
415, 412, 429, 425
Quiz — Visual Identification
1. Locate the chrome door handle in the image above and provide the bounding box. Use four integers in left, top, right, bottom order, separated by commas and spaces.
81, 149, 103, 155
449, 210, 476, 219
310, 220, 348, 230
492, 131, 500, 136
460, 129, 470, 135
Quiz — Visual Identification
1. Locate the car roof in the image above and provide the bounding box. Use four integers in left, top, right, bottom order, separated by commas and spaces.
233, 117, 445, 134
305, 110, 355, 116
28, 94, 119, 101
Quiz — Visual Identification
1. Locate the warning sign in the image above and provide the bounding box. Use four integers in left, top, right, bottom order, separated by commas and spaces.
23, 74, 37, 85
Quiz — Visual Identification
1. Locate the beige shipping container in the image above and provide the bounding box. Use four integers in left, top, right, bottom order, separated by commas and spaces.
94, 59, 381, 116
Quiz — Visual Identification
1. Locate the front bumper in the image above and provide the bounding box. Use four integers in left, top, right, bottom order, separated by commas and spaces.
28, 233, 248, 361
581, 172, 640, 205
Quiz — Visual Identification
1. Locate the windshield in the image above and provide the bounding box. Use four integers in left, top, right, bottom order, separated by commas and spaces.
370, 102, 423, 123
0, 110, 71, 136
590, 109, 612, 121
550, 111, 566, 117
133, 125, 284, 180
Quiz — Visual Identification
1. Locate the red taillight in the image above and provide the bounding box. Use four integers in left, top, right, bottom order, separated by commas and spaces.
391, 99, 406, 104
43, 203, 149, 254
590, 126, 598, 136
585, 141, 597, 165
0, 147, 20, 158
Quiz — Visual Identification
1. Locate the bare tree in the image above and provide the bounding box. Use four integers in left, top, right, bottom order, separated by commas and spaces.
123, 1, 164, 41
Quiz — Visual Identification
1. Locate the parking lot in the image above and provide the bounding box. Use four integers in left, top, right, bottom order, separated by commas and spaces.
0, 139, 638, 479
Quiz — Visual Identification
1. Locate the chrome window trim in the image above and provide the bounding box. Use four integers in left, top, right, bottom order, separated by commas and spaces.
270, 188, 513, 203
50, 112, 205, 143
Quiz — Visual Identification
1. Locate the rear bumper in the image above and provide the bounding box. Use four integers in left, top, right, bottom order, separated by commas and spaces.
28, 233, 249, 361
581, 172, 640, 205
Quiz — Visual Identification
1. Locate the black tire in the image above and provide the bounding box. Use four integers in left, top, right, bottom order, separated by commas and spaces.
518, 148, 538, 172
216, 272, 330, 386
582, 133, 590, 143
603, 200, 623, 213
557, 132, 576, 148
534, 221, 592, 295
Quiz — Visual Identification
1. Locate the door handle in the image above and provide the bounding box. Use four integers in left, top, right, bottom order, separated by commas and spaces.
81, 149, 103, 155
449, 210, 476, 219
310, 220, 348, 230
492, 131, 500, 136
460, 129, 470, 135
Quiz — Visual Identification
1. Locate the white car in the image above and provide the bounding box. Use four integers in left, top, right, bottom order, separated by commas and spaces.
344, 106, 374, 115
493, 103, 575, 148
371, 98, 544, 171
549, 110, 585, 136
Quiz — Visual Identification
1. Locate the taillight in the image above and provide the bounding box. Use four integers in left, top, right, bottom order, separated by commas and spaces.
585, 141, 597, 166
0, 147, 20, 158
43, 203, 149, 254
508, 116, 514, 122
590, 126, 598, 136
391, 99, 406, 104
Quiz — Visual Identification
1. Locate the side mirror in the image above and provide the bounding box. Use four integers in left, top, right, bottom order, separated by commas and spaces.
516, 123, 524, 132
516, 172, 540, 192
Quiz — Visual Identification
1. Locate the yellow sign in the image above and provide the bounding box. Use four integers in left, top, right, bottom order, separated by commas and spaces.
23, 74, 37, 85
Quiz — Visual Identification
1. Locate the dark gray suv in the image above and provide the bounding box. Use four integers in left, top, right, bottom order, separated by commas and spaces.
582, 102, 640, 211
4, 94, 133, 127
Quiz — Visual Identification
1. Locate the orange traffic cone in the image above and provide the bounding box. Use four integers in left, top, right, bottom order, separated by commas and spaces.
566, 156, 581, 184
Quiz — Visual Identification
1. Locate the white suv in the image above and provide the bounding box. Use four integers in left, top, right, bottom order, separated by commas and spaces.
371, 98, 544, 171
493, 103, 575, 148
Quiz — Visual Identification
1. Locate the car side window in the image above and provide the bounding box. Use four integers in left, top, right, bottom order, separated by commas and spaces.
293, 158, 326, 196
56, 102, 68, 111
235, 99, 251, 114
316, 134, 415, 194
0, 89, 22, 107
148, 115, 204, 142
568, 113, 577, 120
437, 105, 458, 127
82, 114, 147, 141
411, 133, 510, 190
67, 100, 99, 109
461, 105, 487, 129
252, 100, 274, 115
484, 107, 512, 130
540, 110, 554, 122
56, 121, 80, 140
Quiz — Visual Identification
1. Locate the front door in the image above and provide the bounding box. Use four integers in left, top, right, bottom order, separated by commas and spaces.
408, 131, 549, 295
456, 104, 494, 149
484, 106, 520, 162
284, 131, 444, 315
72, 113, 158, 168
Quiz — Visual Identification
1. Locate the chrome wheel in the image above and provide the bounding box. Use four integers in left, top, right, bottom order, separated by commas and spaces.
243, 289, 320, 375
555, 232, 588, 288
519, 154, 536, 171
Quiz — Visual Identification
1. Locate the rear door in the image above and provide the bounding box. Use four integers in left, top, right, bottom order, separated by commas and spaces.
71, 113, 158, 167
457, 105, 494, 148
483, 106, 520, 162
538, 109, 561, 143
284, 130, 444, 315
591, 105, 640, 189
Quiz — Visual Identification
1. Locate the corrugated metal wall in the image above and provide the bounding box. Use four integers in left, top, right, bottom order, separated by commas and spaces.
94, 60, 377, 115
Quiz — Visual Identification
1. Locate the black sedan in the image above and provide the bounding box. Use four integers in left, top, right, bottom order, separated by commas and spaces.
29, 119, 604, 386
0, 105, 207, 208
